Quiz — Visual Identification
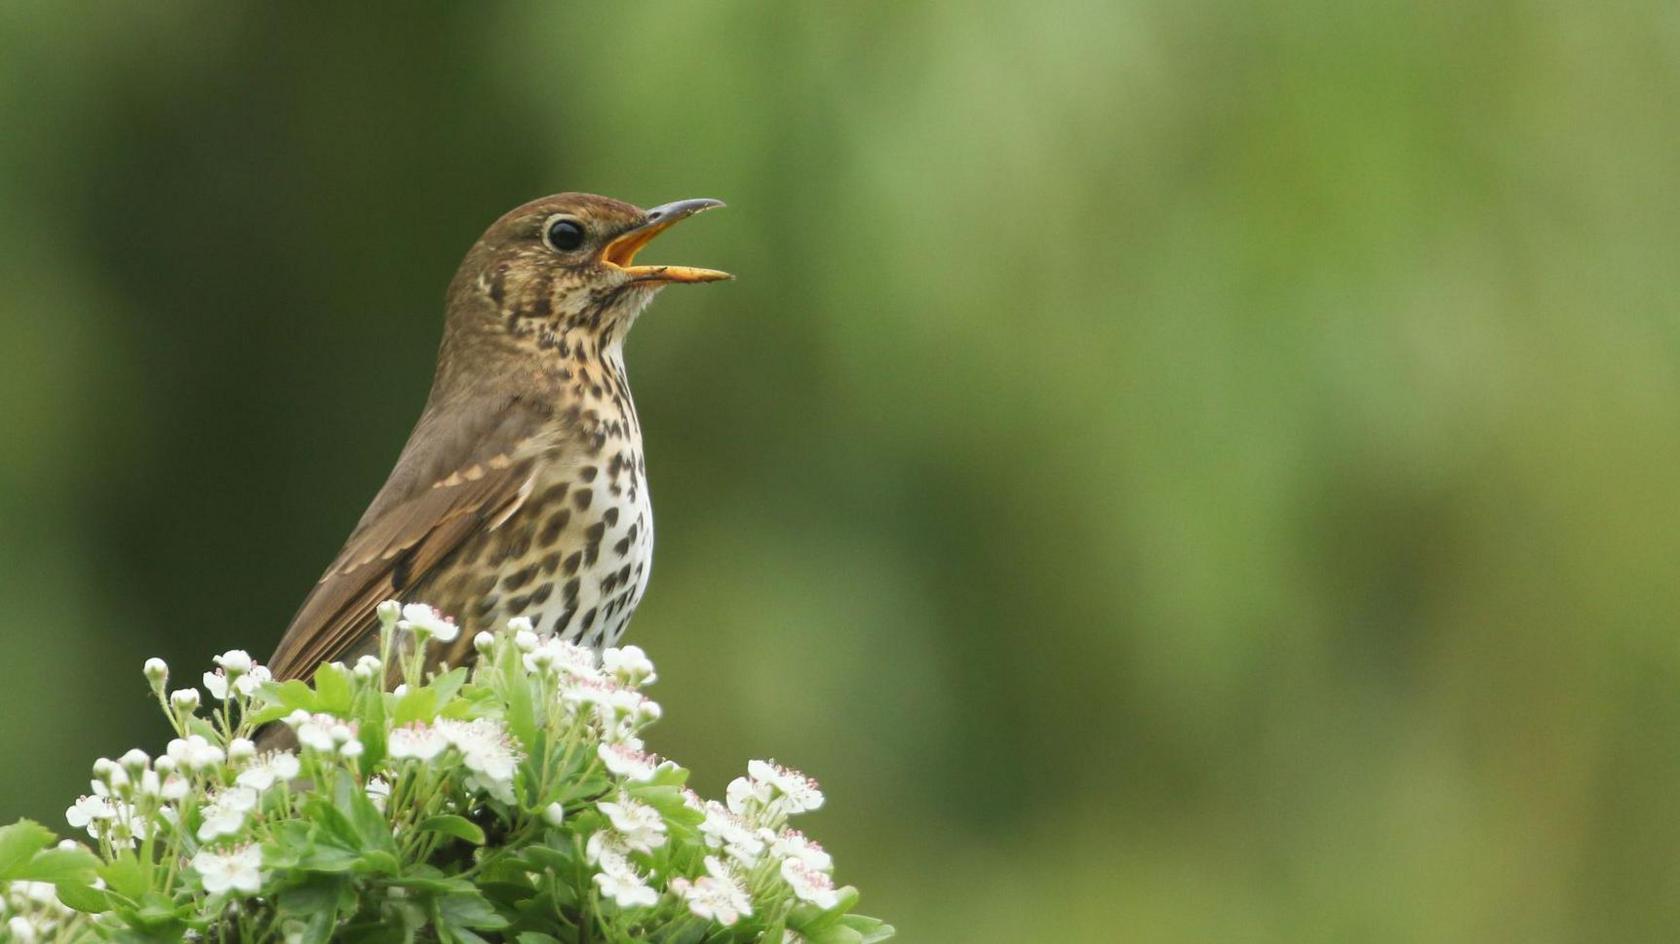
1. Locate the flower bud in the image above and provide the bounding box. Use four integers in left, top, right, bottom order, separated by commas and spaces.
340, 739, 365, 759
118, 748, 150, 774
143, 657, 169, 689
377, 599, 403, 625
170, 688, 201, 712
506, 616, 534, 634
514, 630, 538, 652
154, 756, 177, 775
542, 802, 566, 826
473, 631, 495, 654
228, 738, 256, 763
92, 758, 120, 781
213, 649, 254, 676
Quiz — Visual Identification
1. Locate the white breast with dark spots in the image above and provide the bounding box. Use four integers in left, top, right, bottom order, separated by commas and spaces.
485, 449, 653, 649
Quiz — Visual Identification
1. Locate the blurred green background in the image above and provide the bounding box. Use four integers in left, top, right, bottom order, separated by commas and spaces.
2, 1, 1678, 940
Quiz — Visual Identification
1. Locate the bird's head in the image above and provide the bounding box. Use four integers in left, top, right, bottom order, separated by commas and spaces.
446, 192, 730, 356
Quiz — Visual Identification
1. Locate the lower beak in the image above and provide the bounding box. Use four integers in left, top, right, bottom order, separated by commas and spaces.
602, 198, 732, 284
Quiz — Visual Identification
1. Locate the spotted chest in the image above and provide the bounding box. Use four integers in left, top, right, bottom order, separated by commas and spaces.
423, 450, 654, 650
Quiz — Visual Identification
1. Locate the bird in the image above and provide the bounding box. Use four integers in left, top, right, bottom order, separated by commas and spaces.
264, 193, 729, 686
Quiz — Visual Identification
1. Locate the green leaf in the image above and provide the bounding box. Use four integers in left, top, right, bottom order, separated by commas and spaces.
0, 819, 57, 878
13, 846, 100, 884
334, 773, 395, 855
436, 890, 509, 930
498, 654, 538, 751
418, 815, 487, 845
515, 934, 562, 944
54, 880, 113, 914
429, 666, 470, 708
261, 678, 320, 712
392, 686, 438, 726
314, 662, 354, 713
98, 850, 150, 900
846, 917, 897, 943
807, 926, 865, 944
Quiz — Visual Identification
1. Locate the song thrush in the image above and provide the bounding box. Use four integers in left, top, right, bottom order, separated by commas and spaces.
265, 193, 729, 684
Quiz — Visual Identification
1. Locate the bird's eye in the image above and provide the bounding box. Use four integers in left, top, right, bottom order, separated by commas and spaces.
544, 218, 587, 252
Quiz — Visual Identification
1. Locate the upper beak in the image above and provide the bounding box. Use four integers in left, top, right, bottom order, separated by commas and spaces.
601, 198, 732, 284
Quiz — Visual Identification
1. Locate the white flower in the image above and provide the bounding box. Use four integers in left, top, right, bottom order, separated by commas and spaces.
596, 794, 666, 853
352, 654, 382, 681
66, 795, 114, 834
7, 916, 38, 943
339, 739, 364, 759
593, 868, 658, 909
506, 616, 534, 634
542, 802, 567, 826
747, 759, 825, 813
597, 742, 660, 782
142, 658, 169, 685
285, 712, 346, 753
117, 748, 150, 773
159, 773, 190, 801
213, 650, 254, 675
204, 664, 271, 700
169, 688, 201, 712
523, 636, 598, 680
196, 786, 258, 840
366, 777, 391, 813
397, 603, 459, 642
191, 843, 263, 895
602, 645, 657, 686
472, 631, 495, 654
227, 738, 257, 764
670, 869, 753, 926
770, 827, 833, 871
387, 722, 447, 761
699, 801, 765, 867
585, 830, 634, 875
376, 599, 403, 624
725, 775, 772, 816
435, 718, 520, 801
780, 857, 839, 909
165, 735, 225, 772
513, 629, 539, 652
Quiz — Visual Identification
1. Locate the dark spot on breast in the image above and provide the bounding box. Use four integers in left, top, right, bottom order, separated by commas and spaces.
563, 551, 583, 576
581, 466, 598, 482
503, 564, 537, 592
539, 509, 571, 546
572, 489, 593, 511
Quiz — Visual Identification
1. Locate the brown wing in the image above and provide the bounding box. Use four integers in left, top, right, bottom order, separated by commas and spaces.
267, 394, 551, 681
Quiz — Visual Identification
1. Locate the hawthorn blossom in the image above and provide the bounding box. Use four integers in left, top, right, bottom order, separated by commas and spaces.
726, 775, 772, 816
235, 752, 300, 792
596, 794, 666, 853
397, 602, 458, 642
593, 867, 658, 909
169, 688, 201, 712
597, 741, 660, 782
165, 735, 225, 772
781, 857, 839, 909
387, 722, 447, 761
65, 794, 114, 836
197, 786, 258, 840
191, 844, 263, 895
670, 867, 753, 927
770, 827, 833, 871
602, 645, 656, 686
585, 830, 634, 876
286, 711, 354, 754
699, 801, 765, 867
436, 718, 519, 801
366, 777, 391, 813
747, 759, 825, 813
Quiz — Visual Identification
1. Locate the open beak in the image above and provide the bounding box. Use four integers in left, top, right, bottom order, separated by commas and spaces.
602, 198, 732, 284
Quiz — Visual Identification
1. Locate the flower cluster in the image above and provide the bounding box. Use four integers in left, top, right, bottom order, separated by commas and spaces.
0, 602, 891, 944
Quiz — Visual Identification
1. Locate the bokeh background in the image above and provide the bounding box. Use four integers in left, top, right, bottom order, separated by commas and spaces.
2, 2, 1678, 940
